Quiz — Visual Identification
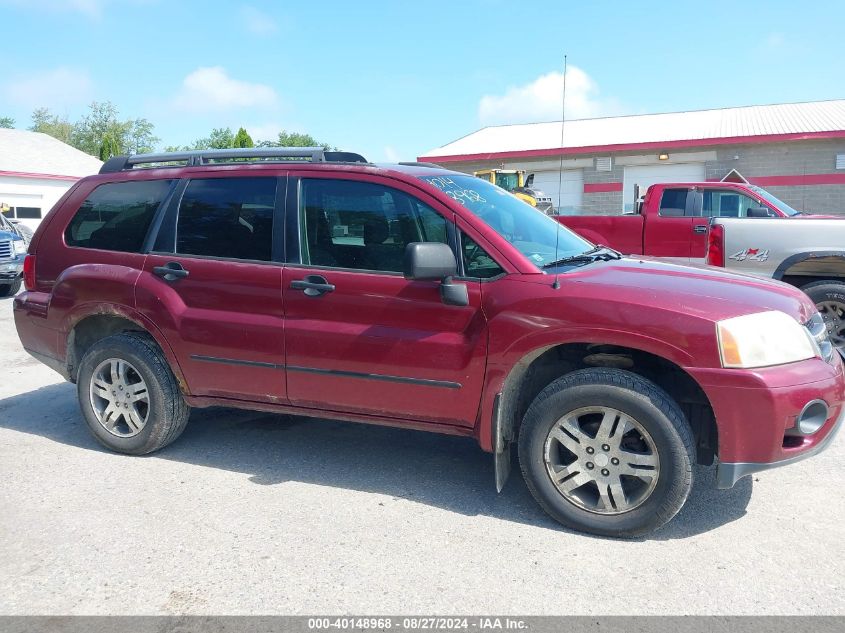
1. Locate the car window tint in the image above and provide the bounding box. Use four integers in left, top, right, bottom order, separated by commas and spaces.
300, 179, 448, 273
658, 189, 689, 217
65, 180, 174, 252
176, 178, 276, 261
462, 233, 504, 279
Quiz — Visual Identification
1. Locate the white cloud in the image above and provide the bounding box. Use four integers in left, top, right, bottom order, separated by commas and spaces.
171, 67, 278, 113
241, 5, 277, 35
245, 122, 283, 142
478, 66, 622, 126
3, 67, 94, 109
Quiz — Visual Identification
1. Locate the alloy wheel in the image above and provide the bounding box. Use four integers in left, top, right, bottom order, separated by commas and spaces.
817, 300, 845, 348
543, 406, 660, 515
88, 358, 150, 438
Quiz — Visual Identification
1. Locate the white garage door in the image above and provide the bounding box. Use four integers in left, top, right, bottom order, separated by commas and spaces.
622, 163, 705, 212
529, 169, 583, 214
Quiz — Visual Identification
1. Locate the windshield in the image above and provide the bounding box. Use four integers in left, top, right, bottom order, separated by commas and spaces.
748, 185, 801, 216
420, 174, 593, 268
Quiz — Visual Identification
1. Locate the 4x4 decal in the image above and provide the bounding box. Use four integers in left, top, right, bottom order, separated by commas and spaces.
730, 248, 770, 262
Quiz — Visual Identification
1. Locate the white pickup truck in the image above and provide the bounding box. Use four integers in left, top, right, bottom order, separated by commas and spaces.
706, 217, 845, 347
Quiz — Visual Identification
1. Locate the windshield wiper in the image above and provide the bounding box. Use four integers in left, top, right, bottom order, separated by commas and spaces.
542, 245, 621, 269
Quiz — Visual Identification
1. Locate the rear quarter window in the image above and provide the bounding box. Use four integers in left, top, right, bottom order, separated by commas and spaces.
65, 180, 173, 252
658, 188, 689, 217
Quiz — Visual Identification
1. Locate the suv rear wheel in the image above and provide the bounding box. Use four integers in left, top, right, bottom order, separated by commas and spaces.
518, 368, 694, 538
77, 332, 190, 454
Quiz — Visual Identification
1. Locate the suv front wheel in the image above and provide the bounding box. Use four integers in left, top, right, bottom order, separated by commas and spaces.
77, 332, 190, 454
518, 368, 695, 538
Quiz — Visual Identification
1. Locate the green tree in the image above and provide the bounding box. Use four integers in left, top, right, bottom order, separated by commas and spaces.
98, 132, 122, 160
30, 108, 74, 144
71, 101, 128, 156
0, 116, 14, 129
126, 118, 160, 155
233, 127, 254, 148
260, 130, 332, 150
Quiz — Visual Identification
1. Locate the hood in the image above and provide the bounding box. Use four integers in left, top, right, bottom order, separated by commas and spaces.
561, 256, 816, 324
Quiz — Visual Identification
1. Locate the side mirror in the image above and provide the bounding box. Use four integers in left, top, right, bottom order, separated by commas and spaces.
748, 206, 775, 218
404, 242, 457, 281
403, 242, 468, 307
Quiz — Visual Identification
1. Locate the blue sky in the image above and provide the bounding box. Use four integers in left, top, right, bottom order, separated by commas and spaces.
1, 0, 844, 162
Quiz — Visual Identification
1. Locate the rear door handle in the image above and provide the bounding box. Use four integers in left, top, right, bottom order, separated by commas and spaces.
153, 262, 189, 281
291, 274, 335, 296
693, 225, 707, 234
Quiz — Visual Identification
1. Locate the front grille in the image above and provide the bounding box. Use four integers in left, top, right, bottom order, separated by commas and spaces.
806, 313, 835, 363
0, 240, 11, 259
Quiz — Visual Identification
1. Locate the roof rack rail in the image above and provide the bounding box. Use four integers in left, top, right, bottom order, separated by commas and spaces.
99, 147, 368, 174
398, 161, 442, 169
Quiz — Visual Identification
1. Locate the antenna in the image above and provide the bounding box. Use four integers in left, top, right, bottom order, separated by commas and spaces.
552, 55, 568, 290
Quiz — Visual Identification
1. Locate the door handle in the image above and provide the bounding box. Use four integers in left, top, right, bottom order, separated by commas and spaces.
153, 262, 190, 281
693, 225, 707, 234
291, 274, 335, 296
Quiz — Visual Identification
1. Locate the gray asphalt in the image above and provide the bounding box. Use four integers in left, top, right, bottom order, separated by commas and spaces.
0, 296, 843, 615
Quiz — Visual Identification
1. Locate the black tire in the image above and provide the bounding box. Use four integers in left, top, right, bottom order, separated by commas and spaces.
518, 368, 695, 538
0, 278, 22, 297
76, 332, 190, 455
801, 280, 845, 348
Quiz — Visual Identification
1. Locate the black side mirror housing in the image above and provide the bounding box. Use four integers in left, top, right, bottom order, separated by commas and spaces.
748, 206, 775, 218
403, 242, 469, 307
404, 242, 457, 281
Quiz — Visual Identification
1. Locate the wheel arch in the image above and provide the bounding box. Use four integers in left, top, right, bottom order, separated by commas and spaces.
495, 341, 718, 466
774, 251, 845, 282
64, 306, 188, 394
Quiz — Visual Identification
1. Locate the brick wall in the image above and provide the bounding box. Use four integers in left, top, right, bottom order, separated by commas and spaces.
704, 140, 845, 214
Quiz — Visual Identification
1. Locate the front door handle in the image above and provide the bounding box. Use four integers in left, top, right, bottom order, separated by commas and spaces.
153, 262, 189, 281
693, 225, 707, 234
291, 274, 335, 296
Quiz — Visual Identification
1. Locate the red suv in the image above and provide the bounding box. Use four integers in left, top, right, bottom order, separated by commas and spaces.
14, 148, 844, 537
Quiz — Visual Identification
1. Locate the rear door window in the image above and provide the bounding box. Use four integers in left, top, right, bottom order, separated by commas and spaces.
65, 180, 174, 252
176, 178, 277, 262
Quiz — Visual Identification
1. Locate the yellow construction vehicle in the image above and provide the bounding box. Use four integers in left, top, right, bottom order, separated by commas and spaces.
473, 169, 555, 214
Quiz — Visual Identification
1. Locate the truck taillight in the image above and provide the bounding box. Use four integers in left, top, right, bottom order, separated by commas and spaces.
23, 254, 36, 291
706, 224, 724, 267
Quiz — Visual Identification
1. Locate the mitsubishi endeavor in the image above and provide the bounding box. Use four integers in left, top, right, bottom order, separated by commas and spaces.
13, 148, 844, 537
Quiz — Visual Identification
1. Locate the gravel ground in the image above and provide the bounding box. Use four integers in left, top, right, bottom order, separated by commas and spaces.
0, 295, 843, 615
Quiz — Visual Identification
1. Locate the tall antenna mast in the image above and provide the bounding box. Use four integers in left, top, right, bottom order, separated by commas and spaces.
552, 55, 568, 290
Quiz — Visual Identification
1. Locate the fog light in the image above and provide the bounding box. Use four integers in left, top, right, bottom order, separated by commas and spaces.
795, 400, 828, 435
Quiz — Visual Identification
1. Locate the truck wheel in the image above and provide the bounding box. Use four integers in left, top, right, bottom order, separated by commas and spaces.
518, 368, 694, 538
76, 332, 190, 455
801, 281, 845, 348
0, 279, 22, 297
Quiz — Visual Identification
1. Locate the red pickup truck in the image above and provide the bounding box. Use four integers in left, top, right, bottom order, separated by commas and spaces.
556, 182, 827, 261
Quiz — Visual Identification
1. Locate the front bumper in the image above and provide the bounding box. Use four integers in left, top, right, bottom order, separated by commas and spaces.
0, 257, 23, 281
688, 356, 845, 489
716, 405, 843, 488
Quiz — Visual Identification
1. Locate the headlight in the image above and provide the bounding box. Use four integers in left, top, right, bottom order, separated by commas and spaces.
12, 240, 26, 256
717, 311, 817, 368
